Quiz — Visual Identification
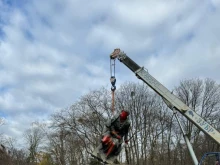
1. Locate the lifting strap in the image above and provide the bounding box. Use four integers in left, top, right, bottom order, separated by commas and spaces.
110, 56, 116, 115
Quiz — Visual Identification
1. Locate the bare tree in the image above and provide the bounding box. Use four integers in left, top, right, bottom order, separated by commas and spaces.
174, 78, 220, 160
31, 78, 219, 165
24, 125, 45, 164
48, 87, 111, 165
0, 117, 5, 141
115, 82, 174, 165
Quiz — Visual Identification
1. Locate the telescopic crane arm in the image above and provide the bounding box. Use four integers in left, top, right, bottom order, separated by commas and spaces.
110, 48, 220, 145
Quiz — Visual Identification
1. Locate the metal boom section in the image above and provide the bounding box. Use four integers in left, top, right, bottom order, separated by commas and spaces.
110, 48, 220, 145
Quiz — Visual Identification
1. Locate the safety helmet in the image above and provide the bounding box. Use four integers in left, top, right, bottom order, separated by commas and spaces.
120, 110, 129, 121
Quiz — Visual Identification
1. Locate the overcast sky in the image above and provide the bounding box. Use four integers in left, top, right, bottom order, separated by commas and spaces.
0, 0, 220, 147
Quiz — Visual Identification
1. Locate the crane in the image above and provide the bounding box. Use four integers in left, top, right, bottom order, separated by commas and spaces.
110, 48, 220, 165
